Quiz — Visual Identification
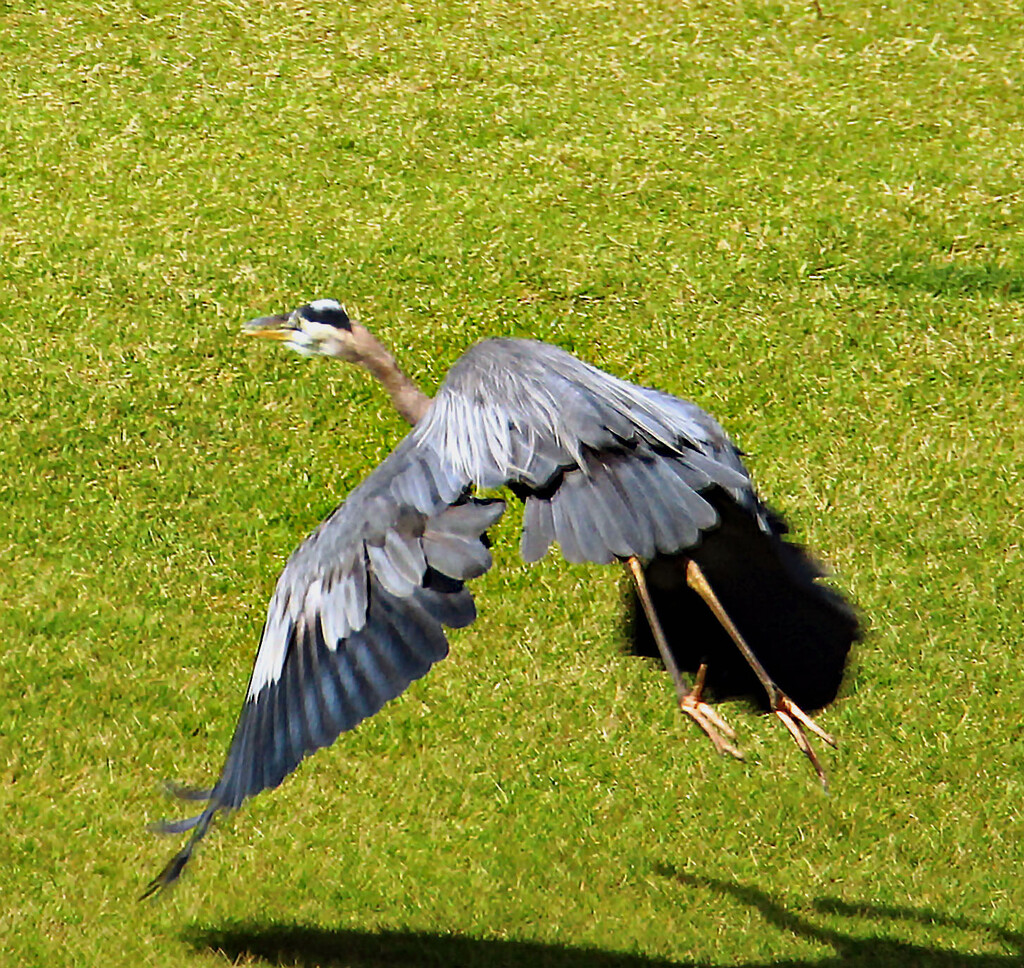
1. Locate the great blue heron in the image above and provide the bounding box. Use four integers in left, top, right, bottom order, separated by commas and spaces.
144, 299, 858, 896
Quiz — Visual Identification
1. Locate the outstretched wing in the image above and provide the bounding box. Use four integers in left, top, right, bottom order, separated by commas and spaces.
420, 339, 763, 568
145, 434, 503, 896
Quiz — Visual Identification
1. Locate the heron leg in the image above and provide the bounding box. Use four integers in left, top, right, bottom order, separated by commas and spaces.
683, 559, 836, 788
626, 557, 743, 760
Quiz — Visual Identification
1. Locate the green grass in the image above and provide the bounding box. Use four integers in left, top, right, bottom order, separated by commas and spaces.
2, 0, 1023, 964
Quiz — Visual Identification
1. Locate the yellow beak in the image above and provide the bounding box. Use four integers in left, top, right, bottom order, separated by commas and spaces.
242, 314, 297, 340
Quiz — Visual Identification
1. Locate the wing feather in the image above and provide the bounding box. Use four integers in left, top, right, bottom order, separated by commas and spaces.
520, 494, 555, 564
421, 530, 493, 579
551, 491, 586, 563
366, 541, 418, 598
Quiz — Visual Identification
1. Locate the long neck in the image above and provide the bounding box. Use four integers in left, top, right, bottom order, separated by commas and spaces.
352, 325, 431, 426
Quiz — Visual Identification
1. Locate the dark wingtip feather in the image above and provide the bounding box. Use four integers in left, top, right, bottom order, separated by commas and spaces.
140, 843, 194, 900
149, 813, 204, 836
142, 806, 217, 900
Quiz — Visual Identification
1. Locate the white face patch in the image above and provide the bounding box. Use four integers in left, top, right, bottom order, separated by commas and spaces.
284, 325, 319, 355
302, 319, 345, 342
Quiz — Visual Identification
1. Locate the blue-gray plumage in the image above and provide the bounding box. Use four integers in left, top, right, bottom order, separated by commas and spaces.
144, 299, 857, 897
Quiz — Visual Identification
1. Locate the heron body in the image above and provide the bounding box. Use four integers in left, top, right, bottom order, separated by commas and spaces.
145, 301, 858, 896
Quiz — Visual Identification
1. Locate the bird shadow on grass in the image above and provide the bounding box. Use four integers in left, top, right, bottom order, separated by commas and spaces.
187, 922, 684, 968
187, 870, 1023, 968
655, 868, 1023, 967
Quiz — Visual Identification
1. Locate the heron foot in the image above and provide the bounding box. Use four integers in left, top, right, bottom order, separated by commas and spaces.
772, 693, 836, 790
679, 664, 744, 761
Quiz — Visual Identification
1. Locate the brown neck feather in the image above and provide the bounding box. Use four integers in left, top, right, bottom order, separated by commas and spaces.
351, 324, 431, 426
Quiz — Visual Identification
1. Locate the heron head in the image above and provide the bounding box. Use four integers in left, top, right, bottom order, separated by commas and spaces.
243, 299, 361, 360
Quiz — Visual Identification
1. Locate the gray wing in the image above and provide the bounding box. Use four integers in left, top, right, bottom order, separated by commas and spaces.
518, 387, 753, 565
145, 434, 503, 896
419, 338, 763, 567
